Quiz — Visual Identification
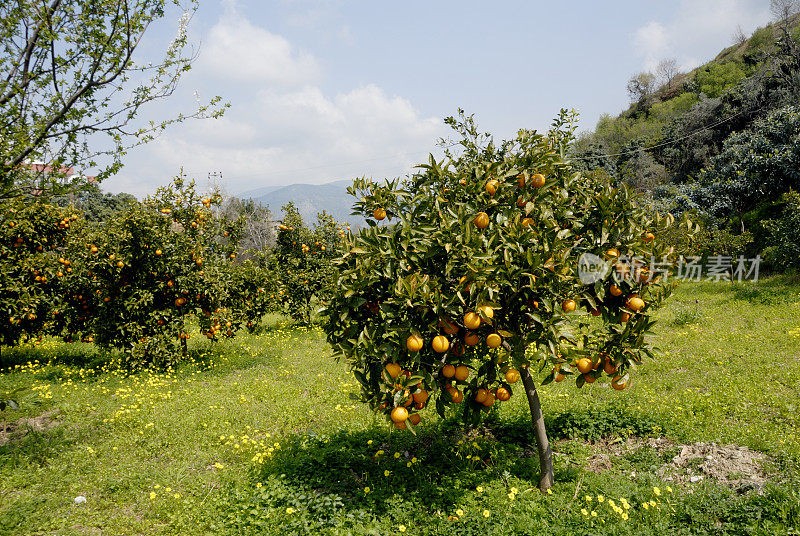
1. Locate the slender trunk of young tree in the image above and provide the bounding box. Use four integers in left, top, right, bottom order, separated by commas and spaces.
181, 337, 187, 358
520, 365, 554, 491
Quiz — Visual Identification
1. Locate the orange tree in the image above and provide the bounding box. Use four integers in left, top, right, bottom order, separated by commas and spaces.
59, 176, 253, 367
0, 198, 77, 365
321, 110, 693, 490
274, 202, 341, 324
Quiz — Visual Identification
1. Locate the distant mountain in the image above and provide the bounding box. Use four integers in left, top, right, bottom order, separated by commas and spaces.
240, 179, 363, 226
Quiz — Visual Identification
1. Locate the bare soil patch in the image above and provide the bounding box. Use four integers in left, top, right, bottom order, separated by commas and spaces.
0, 410, 61, 446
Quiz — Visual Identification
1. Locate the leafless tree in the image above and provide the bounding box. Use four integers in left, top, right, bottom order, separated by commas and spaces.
770, 0, 799, 24
732, 24, 747, 45
656, 58, 681, 90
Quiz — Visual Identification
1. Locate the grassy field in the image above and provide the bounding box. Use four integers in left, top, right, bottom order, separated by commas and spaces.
1, 280, 799, 535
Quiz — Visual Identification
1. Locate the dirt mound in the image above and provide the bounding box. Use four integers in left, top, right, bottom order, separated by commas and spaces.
0, 410, 61, 446
584, 438, 769, 490
660, 442, 768, 489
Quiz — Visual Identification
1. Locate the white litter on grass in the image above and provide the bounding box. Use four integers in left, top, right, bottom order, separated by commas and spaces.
74, 496, 86, 504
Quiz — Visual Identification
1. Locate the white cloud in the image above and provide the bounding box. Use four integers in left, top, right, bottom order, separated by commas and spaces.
631, 0, 772, 73
633, 21, 671, 71
106, 84, 445, 197
200, 8, 319, 86
102, 5, 445, 198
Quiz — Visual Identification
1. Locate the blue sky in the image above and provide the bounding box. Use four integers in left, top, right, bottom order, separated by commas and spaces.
102, 0, 774, 197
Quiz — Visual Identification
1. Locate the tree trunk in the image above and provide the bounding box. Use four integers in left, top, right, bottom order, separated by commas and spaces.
181, 337, 187, 358
520, 365, 554, 490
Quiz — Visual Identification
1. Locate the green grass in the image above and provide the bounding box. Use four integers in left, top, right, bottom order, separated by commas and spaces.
1, 280, 800, 535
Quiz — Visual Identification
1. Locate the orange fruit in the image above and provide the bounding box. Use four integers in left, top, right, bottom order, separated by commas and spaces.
609, 284, 622, 297
644, 232, 655, 243
463, 312, 481, 330
373, 208, 387, 220
475, 388, 489, 404
530, 173, 546, 188
612, 376, 627, 390
479, 306, 494, 320
604, 360, 617, 375
584, 374, 597, 384
442, 364, 456, 378
505, 368, 520, 384
486, 333, 502, 348
385, 363, 402, 378
394, 420, 407, 430
555, 370, 566, 382
496, 387, 511, 401
482, 392, 496, 407
620, 312, 631, 323
474, 212, 490, 229
432, 335, 450, 353
454, 365, 469, 381
590, 309, 601, 317
485, 179, 499, 195
464, 332, 480, 346
562, 299, 576, 313
521, 217, 534, 227
447, 386, 463, 403
440, 318, 459, 335
408, 413, 421, 425
576, 358, 593, 374
626, 296, 645, 312
516, 174, 526, 188
406, 334, 423, 352
605, 247, 619, 258
390, 406, 409, 423
412, 389, 429, 404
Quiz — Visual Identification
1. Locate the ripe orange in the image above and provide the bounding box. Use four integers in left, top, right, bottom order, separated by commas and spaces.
385, 362, 402, 378
155, 249, 162, 256
485, 179, 499, 195
474, 212, 490, 229
590, 309, 601, 317
505, 368, 520, 384
373, 208, 387, 220
463, 312, 481, 330
555, 369, 566, 382
644, 232, 655, 243
454, 365, 469, 381
609, 284, 622, 297
479, 305, 494, 320
442, 364, 456, 378
440, 318, 459, 335
576, 358, 593, 374
626, 296, 645, 312
432, 335, 450, 353
482, 391, 496, 407
394, 420, 407, 430
116, 261, 124, 268
475, 388, 489, 404
584, 374, 597, 384
406, 334, 424, 352
408, 413, 421, 425
486, 333, 502, 348
390, 406, 408, 423
562, 299, 576, 313
530, 173, 546, 188
603, 359, 617, 375
496, 387, 511, 401
620, 312, 631, 323
612, 376, 627, 390
464, 332, 480, 346
412, 389, 429, 404
605, 247, 619, 258
90, 245, 98, 254
447, 386, 463, 403
516, 174, 526, 188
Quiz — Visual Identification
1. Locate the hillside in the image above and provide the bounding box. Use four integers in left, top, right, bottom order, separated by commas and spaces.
573, 12, 800, 271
